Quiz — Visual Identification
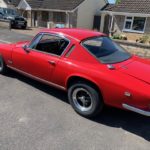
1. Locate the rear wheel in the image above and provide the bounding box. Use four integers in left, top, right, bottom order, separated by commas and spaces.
68, 82, 104, 118
0, 55, 7, 74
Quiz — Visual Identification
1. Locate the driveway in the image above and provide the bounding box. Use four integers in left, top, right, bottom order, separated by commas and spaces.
0, 29, 150, 150
0, 29, 33, 43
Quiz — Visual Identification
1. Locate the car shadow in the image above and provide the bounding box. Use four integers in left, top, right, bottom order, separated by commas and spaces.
4, 70, 150, 142
92, 107, 150, 141
6, 70, 68, 103
12, 27, 32, 30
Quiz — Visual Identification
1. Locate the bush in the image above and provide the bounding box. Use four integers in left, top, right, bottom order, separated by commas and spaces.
112, 34, 120, 40
136, 35, 150, 44
112, 34, 127, 40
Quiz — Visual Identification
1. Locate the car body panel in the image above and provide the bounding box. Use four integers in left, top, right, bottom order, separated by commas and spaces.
0, 28, 149, 116
118, 57, 150, 84
41, 28, 106, 41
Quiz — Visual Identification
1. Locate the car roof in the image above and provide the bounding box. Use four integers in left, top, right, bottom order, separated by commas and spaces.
40, 28, 106, 41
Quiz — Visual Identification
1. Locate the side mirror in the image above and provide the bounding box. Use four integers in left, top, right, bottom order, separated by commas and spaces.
22, 44, 30, 53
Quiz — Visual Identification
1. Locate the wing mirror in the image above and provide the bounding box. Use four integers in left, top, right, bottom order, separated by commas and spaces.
22, 44, 30, 53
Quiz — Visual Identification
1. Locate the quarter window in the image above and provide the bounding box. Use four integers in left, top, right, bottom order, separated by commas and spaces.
29, 33, 43, 49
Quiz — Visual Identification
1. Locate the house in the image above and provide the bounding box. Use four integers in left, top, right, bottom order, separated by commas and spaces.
0, 0, 20, 8
0, 0, 108, 29
0, 0, 110, 31
0, 0, 107, 29
16, 0, 107, 29
0, 0, 108, 30
99, 0, 150, 39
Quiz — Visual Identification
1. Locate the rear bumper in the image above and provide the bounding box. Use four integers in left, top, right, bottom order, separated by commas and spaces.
123, 104, 150, 117
11, 20, 27, 28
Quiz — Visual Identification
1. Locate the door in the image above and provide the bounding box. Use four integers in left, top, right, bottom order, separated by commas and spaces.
93, 16, 101, 31
103, 15, 110, 35
34, 11, 37, 27
12, 33, 70, 82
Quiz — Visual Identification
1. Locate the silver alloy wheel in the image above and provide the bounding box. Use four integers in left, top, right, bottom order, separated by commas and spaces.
72, 88, 93, 112
0, 57, 3, 71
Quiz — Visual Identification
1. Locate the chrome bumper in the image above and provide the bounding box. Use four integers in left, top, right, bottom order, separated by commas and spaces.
122, 104, 150, 117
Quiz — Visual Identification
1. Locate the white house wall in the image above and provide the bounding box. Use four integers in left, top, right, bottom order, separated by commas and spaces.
0, 0, 7, 8
77, 0, 106, 29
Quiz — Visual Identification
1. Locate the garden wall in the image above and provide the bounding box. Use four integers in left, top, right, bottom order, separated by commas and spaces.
115, 40, 150, 59
0, 19, 10, 29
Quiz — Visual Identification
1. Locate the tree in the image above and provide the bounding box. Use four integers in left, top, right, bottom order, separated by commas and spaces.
116, 0, 121, 4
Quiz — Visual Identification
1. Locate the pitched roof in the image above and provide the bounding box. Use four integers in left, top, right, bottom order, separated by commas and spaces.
26, 0, 85, 11
101, 3, 115, 11
25, 0, 43, 9
103, 0, 150, 14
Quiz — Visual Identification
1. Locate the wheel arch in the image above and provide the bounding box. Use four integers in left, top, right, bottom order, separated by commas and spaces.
66, 75, 103, 99
0, 53, 7, 65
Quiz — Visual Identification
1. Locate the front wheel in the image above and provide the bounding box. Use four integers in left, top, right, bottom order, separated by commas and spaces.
68, 82, 104, 118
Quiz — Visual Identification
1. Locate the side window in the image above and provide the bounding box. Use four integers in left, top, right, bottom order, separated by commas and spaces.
29, 33, 43, 49
0, 13, 2, 18
0, 10, 3, 18
35, 34, 69, 56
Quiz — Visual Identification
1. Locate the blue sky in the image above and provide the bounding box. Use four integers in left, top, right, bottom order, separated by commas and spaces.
108, 0, 116, 4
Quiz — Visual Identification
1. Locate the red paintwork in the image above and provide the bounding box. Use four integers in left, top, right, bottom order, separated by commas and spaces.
0, 28, 150, 112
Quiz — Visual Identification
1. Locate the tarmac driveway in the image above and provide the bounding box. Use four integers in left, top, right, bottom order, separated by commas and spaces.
0, 29, 33, 43
0, 29, 149, 150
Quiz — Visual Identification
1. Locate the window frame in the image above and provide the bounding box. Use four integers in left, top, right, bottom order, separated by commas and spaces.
28, 32, 70, 57
123, 16, 147, 33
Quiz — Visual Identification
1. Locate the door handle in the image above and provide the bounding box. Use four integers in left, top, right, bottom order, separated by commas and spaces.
48, 60, 56, 65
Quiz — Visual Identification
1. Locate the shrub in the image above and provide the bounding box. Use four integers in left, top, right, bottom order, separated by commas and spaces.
136, 35, 150, 44
112, 34, 120, 40
112, 34, 127, 40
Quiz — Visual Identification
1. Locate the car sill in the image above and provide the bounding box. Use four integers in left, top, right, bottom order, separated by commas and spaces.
122, 104, 150, 117
7, 65, 66, 91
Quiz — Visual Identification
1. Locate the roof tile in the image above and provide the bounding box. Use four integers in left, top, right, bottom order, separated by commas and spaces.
26, 0, 85, 11
103, 0, 150, 14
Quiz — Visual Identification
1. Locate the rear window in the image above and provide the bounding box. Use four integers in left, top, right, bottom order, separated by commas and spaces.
15, 17, 24, 21
82, 37, 131, 64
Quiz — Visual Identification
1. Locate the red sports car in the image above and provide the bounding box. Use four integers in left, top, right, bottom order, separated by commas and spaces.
0, 28, 150, 118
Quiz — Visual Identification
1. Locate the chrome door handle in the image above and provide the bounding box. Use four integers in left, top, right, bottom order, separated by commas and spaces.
48, 60, 56, 65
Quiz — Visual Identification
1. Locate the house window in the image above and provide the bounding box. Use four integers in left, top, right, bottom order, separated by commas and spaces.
53, 12, 66, 23
124, 16, 146, 33
132, 17, 146, 31
41, 11, 49, 22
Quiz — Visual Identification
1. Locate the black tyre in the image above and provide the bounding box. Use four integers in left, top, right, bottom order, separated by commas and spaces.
68, 82, 104, 118
21, 26, 27, 29
0, 55, 7, 74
